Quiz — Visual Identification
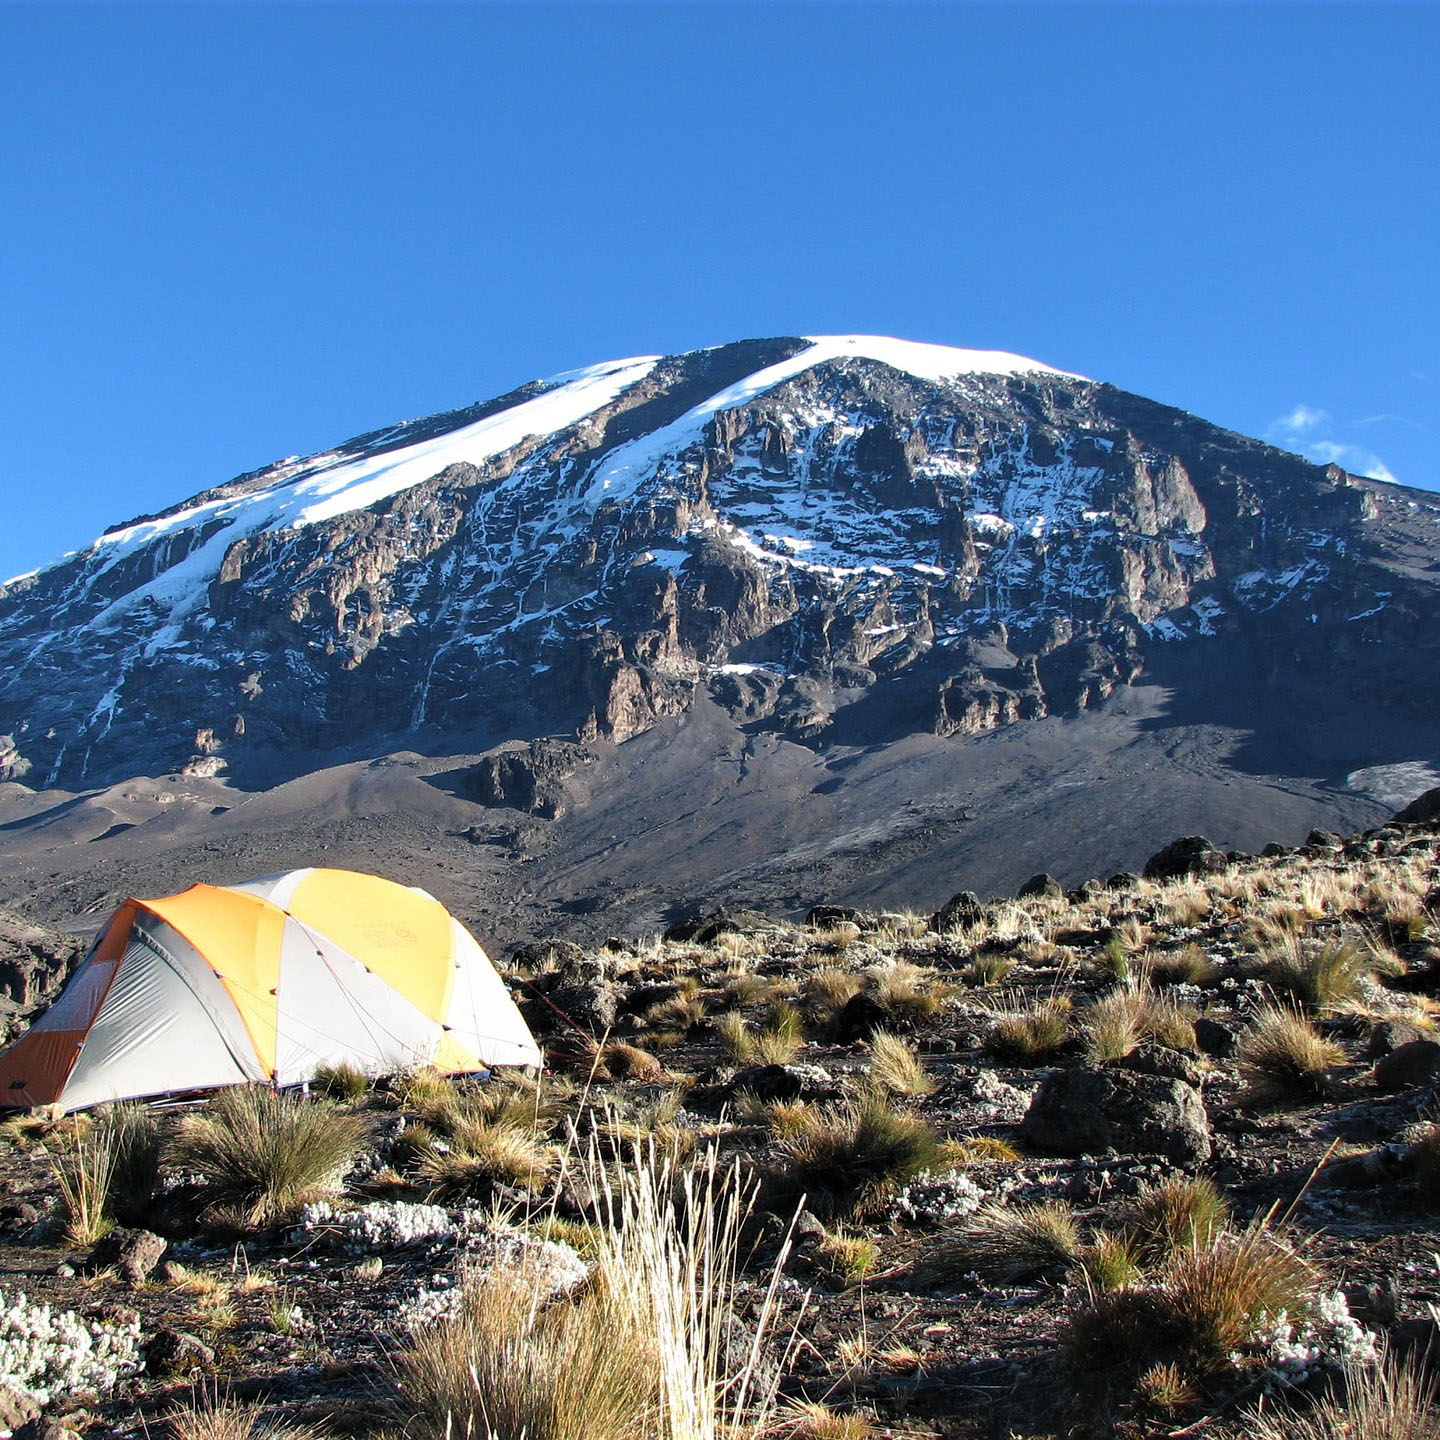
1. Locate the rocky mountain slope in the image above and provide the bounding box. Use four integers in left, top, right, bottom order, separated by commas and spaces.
1, 336, 1438, 943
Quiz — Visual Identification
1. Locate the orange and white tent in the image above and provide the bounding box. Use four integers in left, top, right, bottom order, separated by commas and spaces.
0, 868, 541, 1112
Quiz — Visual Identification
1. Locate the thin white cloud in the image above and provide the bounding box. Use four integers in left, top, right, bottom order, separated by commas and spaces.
1278, 403, 1328, 433
1267, 403, 1398, 485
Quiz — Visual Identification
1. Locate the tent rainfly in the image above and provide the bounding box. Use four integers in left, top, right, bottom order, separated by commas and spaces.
0, 867, 541, 1112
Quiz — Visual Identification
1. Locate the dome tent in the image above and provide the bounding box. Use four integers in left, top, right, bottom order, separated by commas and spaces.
0, 868, 541, 1112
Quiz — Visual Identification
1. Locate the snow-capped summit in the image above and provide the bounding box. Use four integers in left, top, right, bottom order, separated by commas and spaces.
0, 333, 1436, 802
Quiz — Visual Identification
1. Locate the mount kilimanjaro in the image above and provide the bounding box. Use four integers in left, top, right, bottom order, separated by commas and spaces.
2, 335, 1438, 948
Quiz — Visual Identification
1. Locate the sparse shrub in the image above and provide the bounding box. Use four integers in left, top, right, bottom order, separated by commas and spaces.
1266, 936, 1375, 1013
773, 1091, 943, 1219
1237, 1006, 1345, 1103
947, 1200, 1081, 1283
814, 1231, 879, 1283
168, 1085, 368, 1228
964, 952, 1016, 987
0, 1287, 141, 1405
1123, 1176, 1229, 1264
313, 1060, 370, 1102
1242, 1352, 1440, 1440
865, 1030, 935, 1097
983, 995, 1072, 1063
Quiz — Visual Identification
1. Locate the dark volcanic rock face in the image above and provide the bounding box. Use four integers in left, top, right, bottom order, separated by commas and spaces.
1, 335, 1438, 808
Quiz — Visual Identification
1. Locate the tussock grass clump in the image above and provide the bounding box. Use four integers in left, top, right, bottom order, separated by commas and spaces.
169, 1085, 368, 1228
869, 961, 947, 1025
53, 1101, 167, 1238
802, 968, 864, 1029
1123, 1176, 1229, 1264
1237, 1006, 1346, 1102
814, 1230, 880, 1283
1162, 1219, 1319, 1367
715, 1011, 802, 1067
774, 1400, 874, 1439
166, 1394, 326, 1440
947, 1200, 1081, 1282
417, 1120, 553, 1199
395, 1150, 794, 1440
1143, 945, 1217, 988
1133, 1360, 1197, 1414
643, 980, 711, 1045
773, 1091, 943, 1219
396, 1252, 656, 1440
946, 1135, 1020, 1164
53, 1131, 118, 1246
100, 1101, 166, 1227
1082, 988, 1143, 1063
1265, 936, 1376, 1013
1066, 1218, 1319, 1379
983, 995, 1072, 1063
393, 1067, 461, 1123
963, 952, 1016, 987
1242, 1353, 1440, 1440
313, 1060, 370, 1102
865, 1030, 935, 1097
1074, 1232, 1144, 1294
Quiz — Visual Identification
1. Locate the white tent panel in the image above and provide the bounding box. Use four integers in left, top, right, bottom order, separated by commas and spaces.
270, 917, 444, 1085
60, 924, 264, 1111
445, 920, 543, 1067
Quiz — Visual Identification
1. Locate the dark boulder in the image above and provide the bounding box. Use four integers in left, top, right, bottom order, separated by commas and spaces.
1023, 1065, 1211, 1164
932, 891, 984, 931
1373, 1039, 1440, 1093
87, 1227, 166, 1285
1017, 873, 1064, 901
1142, 836, 1228, 881
831, 991, 893, 1043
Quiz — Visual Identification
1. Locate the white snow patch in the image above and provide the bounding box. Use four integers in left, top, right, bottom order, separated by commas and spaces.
912, 563, 947, 577
1346, 762, 1440, 811
85, 356, 658, 631
969, 513, 1012, 536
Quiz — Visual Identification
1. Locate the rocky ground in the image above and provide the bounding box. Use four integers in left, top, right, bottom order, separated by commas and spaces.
0, 797, 1439, 1439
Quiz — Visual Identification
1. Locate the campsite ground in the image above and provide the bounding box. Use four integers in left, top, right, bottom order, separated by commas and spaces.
1, 814, 1439, 1439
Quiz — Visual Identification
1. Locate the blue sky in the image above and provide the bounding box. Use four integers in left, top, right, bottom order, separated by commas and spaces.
2, 2, 1437, 583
